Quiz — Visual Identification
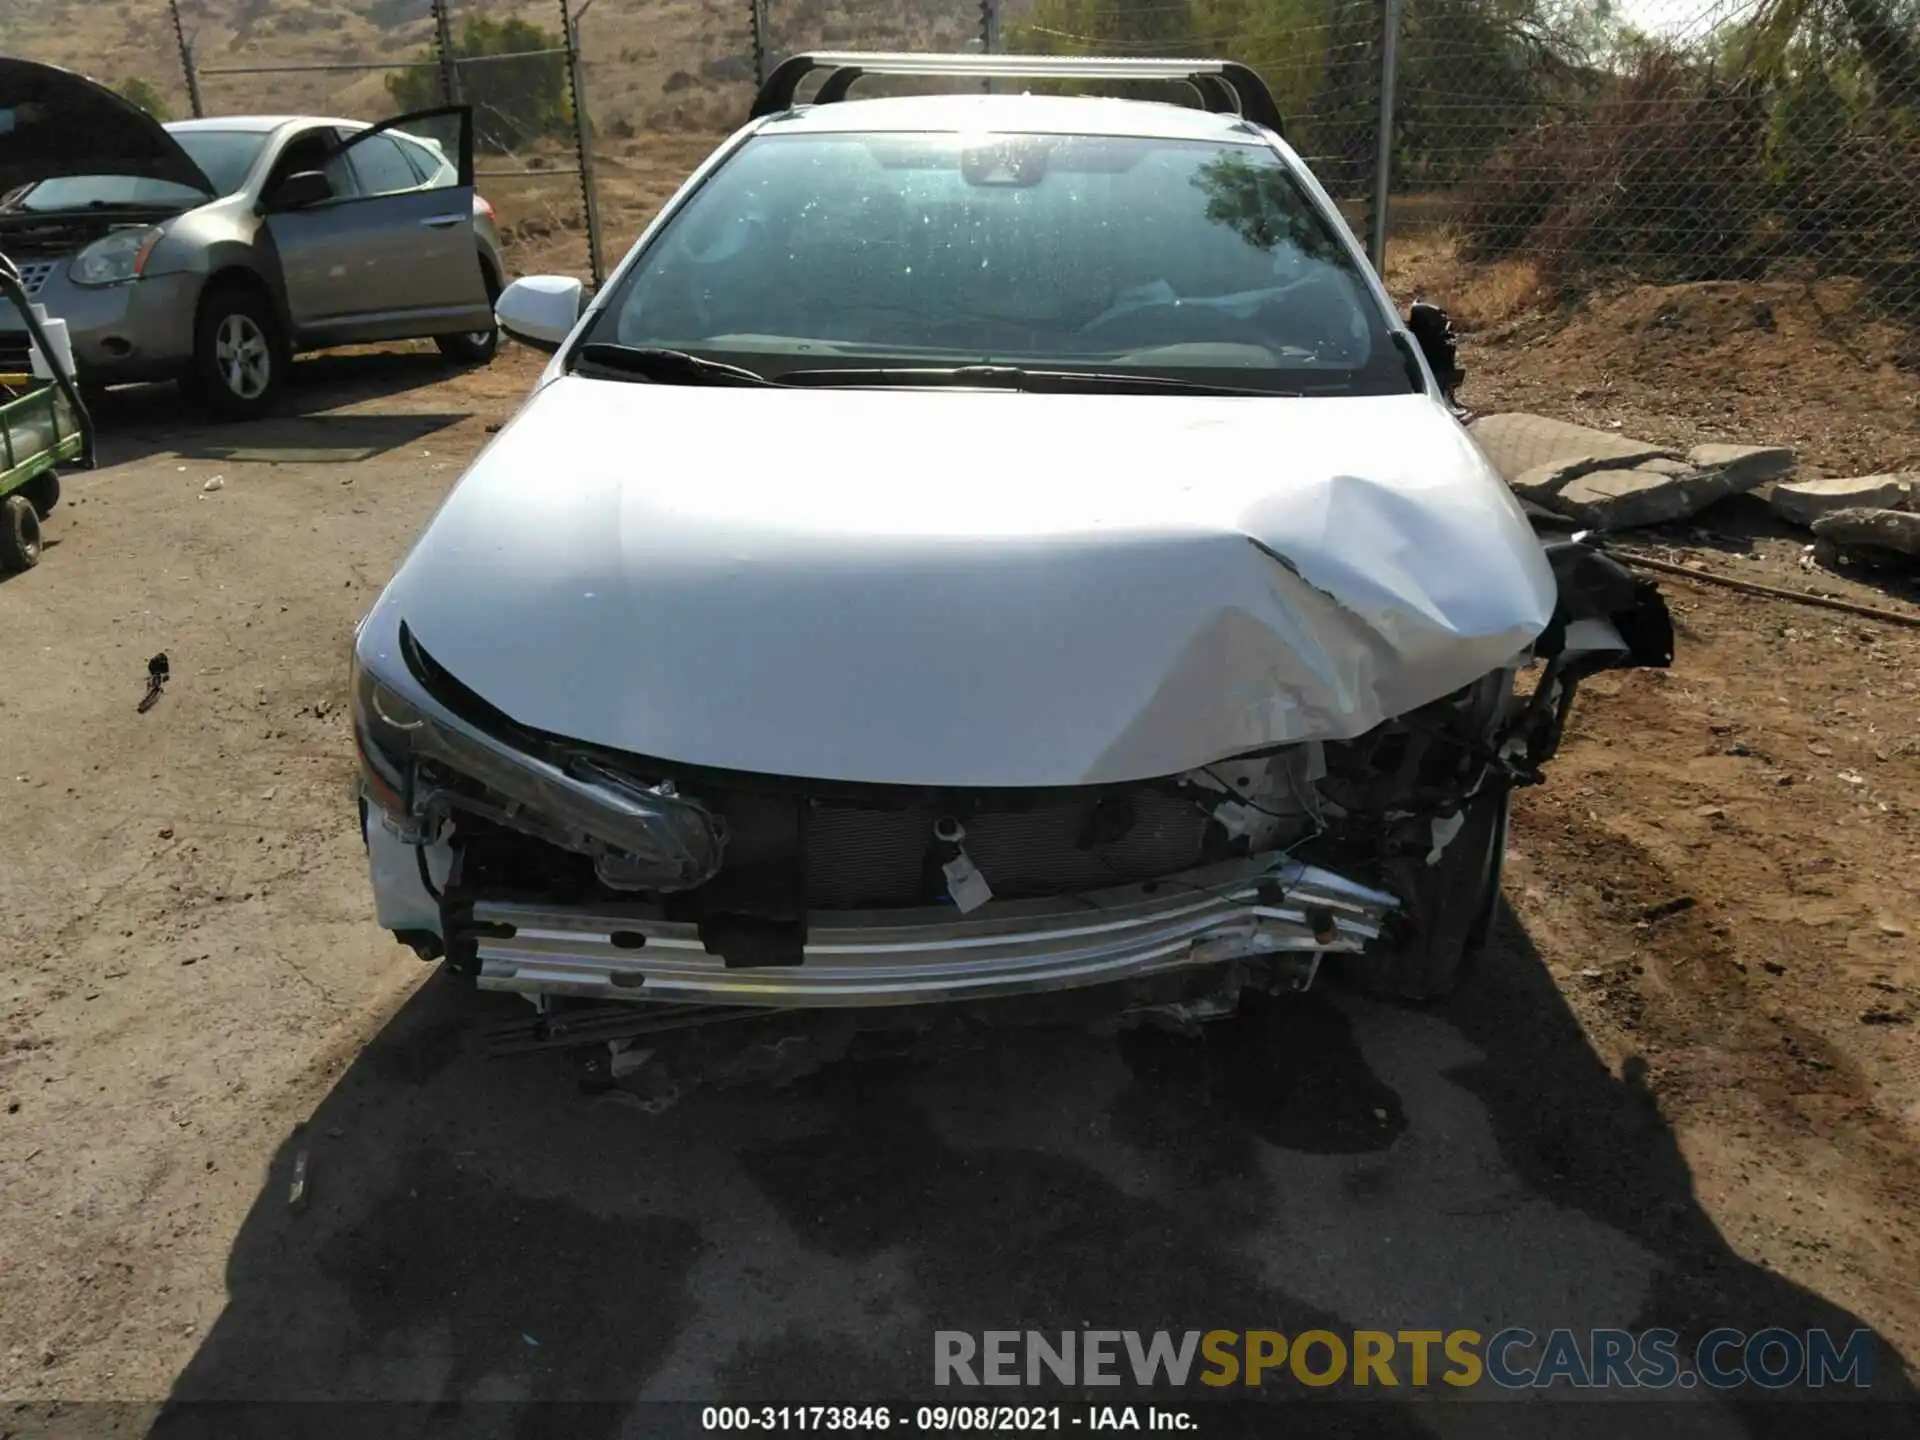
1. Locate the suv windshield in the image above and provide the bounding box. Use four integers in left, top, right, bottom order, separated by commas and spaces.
1, 130, 265, 214
582, 130, 1406, 395
4, 174, 210, 213
171, 129, 270, 195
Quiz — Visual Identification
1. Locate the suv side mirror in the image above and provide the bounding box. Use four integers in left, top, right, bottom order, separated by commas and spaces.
266, 169, 333, 211
1406, 301, 1464, 401
496, 275, 585, 353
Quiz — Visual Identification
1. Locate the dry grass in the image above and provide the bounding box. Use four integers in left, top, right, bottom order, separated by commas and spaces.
1384, 232, 1920, 477
1384, 233, 1543, 331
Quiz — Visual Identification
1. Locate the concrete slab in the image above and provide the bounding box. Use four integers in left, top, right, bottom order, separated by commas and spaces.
1772, 474, 1914, 527
1550, 468, 1708, 529
1811, 506, 1920, 557
1687, 443, 1798, 487
1467, 412, 1677, 485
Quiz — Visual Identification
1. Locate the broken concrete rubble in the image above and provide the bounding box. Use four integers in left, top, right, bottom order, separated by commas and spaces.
1685, 444, 1799, 488
1469, 413, 1679, 487
1550, 468, 1746, 531
1467, 413, 1800, 533
1771, 474, 1915, 526
1810, 508, 1920, 559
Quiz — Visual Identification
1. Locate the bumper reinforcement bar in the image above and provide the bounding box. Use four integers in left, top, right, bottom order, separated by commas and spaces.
469, 857, 1399, 1008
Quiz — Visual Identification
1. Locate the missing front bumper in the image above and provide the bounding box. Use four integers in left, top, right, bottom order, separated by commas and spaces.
463, 855, 1398, 1008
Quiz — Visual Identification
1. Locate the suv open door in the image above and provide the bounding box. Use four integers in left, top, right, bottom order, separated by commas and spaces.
260, 106, 491, 344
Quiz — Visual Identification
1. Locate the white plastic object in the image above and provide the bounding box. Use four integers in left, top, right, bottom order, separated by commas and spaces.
28, 315, 77, 383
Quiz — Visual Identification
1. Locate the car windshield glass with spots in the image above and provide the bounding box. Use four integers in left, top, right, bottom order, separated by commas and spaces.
581, 131, 1406, 396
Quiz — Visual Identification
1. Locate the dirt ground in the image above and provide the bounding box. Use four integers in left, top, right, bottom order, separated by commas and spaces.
1, 229, 1919, 1433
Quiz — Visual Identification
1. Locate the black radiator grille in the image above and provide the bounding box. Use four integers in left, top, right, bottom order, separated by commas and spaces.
802, 789, 1212, 909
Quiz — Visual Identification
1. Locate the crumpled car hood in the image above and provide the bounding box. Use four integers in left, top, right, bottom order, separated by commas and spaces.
368, 376, 1555, 787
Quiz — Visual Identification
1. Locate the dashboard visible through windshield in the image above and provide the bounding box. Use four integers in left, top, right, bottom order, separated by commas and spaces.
582, 130, 1408, 396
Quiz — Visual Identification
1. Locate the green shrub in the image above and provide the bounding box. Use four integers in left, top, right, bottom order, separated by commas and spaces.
116, 76, 172, 121
386, 15, 572, 151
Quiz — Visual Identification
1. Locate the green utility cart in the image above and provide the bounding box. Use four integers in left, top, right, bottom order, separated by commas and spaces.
0, 250, 93, 571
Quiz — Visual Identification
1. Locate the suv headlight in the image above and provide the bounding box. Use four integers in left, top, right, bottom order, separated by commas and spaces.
69, 226, 164, 287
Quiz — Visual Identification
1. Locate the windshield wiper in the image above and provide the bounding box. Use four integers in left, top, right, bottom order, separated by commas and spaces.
775, 364, 1289, 397
574, 344, 780, 387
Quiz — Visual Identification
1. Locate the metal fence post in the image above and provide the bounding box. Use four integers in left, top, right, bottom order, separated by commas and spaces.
1366, 0, 1402, 274
750, 0, 770, 89
983, 0, 1001, 93
169, 0, 205, 118
431, 0, 461, 105
563, 0, 606, 287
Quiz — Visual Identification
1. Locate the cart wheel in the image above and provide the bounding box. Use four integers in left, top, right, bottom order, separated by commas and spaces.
0, 494, 42, 571
21, 470, 60, 517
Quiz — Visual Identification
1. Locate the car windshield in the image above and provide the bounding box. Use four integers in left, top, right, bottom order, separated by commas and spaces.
582, 130, 1406, 395
4, 173, 210, 212
1, 129, 265, 214
171, 128, 270, 195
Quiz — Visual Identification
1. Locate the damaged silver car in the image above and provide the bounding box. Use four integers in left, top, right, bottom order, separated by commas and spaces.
350, 54, 1672, 1069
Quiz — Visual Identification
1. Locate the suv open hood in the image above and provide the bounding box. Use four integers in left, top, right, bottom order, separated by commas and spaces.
364, 378, 1558, 788
0, 59, 214, 197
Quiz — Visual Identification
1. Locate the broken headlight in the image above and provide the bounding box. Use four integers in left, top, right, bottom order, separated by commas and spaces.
350, 642, 727, 890
352, 651, 430, 829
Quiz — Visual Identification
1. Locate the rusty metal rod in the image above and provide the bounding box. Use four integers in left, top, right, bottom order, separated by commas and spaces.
1612, 550, 1920, 630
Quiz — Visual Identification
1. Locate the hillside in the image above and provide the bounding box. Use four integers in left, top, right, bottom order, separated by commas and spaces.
0, 0, 987, 136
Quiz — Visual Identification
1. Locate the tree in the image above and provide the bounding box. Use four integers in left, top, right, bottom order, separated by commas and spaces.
116, 76, 172, 121
1005, 0, 1620, 187
385, 15, 573, 152
1741, 0, 1920, 108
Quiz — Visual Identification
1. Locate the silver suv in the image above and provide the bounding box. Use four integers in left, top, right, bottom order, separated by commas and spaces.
0, 58, 504, 417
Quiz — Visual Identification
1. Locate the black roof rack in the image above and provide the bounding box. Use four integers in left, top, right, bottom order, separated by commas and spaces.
750, 52, 1285, 136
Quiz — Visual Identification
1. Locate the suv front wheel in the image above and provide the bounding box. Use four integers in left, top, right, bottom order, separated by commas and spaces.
189, 284, 287, 419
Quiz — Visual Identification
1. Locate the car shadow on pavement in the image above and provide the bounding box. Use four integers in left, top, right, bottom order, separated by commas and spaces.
144, 907, 1915, 1440
85, 351, 478, 468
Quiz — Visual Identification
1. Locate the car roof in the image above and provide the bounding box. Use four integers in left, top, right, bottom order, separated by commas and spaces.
164, 115, 366, 135
755, 93, 1274, 143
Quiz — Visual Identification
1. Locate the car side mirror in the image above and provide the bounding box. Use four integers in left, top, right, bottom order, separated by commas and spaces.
1406, 301, 1464, 401
496, 275, 585, 353
266, 169, 333, 211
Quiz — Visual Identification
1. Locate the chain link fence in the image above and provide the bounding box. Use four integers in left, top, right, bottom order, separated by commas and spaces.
5, 0, 1913, 327
742, 0, 1920, 328
1397, 0, 1919, 322
161, 0, 604, 281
